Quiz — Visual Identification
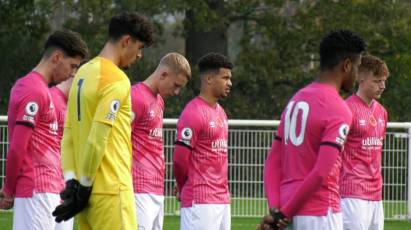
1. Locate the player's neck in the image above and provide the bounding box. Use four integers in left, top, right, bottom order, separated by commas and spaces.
143, 76, 159, 96
315, 72, 341, 92
356, 91, 373, 106
199, 92, 218, 107
99, 42, 120, 66
32, 60, 53, 84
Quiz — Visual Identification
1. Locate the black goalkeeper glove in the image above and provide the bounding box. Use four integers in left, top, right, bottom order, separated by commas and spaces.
52, 179, 92, 223
257, 208, 289, 230
268, 208, 287, 230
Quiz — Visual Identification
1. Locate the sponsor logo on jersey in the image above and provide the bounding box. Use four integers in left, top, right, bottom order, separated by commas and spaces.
211, 138, 228, 151
362, 137, 383, 146
149, 128, 163, 138
359, 119, 366, 126
49, 121, 58, 135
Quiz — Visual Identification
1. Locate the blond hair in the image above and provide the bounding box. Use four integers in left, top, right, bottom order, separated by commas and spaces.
359, 55, 389, 78
158, 52, 191, 80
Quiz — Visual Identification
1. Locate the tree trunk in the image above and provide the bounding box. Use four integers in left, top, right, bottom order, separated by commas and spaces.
184, 0, 229, 65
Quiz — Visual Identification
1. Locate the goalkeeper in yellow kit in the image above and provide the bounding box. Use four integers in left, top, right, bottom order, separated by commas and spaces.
52, 12, 154, 229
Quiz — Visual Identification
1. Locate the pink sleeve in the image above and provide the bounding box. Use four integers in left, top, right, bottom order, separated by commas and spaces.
264, 137, 282, 208
280, 144, 340, 218
3, 124, 33, 196
176, 107, 201, 148
173, 144, 191, 192
14, 90, 44, 127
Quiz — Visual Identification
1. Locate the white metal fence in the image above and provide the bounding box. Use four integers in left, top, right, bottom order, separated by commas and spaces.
1, 116, 410, 220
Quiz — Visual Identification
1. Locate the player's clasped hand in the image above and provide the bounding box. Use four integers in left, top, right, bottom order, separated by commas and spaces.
0, 188, 14, 210
52, 179, 92, 223
256, 208, 290, 230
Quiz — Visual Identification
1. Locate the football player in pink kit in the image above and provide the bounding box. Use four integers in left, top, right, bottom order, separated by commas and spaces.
0, 31, 88, 230
173, 52, 233, 230
131, 52, 191, 230
340, 55, 389, 230
259, 30, 366, 230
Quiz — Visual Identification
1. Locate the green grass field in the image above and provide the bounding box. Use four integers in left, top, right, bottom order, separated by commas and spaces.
1, 211, 411, 230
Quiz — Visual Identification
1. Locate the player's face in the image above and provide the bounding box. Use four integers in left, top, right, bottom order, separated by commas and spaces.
211, 68, 232, 99
358, 71, 387, 100
52, 54, 81, 84
119, 37, 144, 69
158, 71, 188, 98
342, 55, 361, 92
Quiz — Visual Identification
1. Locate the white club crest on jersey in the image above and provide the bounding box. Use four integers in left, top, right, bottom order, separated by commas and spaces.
110, 100, 120, 113
25, 101, 39, 116
181, 127, 193, 140
336, 124, 349, 144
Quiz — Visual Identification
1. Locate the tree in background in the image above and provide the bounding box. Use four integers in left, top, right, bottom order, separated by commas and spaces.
1, 0, 411, 121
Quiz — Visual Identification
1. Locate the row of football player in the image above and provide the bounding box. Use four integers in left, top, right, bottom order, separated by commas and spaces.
0, 11, 388, 230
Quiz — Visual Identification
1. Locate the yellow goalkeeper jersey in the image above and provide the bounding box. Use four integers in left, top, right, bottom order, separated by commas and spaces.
63, 56, 133, 194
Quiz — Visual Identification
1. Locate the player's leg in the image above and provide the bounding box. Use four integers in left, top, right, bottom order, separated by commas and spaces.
191, 204, 227, 230
342, 198, 369, 230
35, 192, 67, 229
289, 209, 342, 230
326, 210, 342, 230
13, 197, 34, 230
152, 194, 165, 230
219, 204, 231, 230
82, 191, 137, 230
46, 192, 74, 230
135, 193, 164, 230
369, 200, 384, 230
180, 206, 195, 230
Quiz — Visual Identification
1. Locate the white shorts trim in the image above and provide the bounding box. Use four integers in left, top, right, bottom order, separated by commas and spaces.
286, 209, 342, 230
13, 192, 73, 230
135, 193, 164, 230
342, 198, 384, 230
180, 204, 230, 230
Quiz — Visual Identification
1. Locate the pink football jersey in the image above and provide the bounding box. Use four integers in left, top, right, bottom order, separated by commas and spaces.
50, 86, 67, 142
340, 94, 388, 200
176, 96, 230, 207
276, 82, 352, 216
6, 71, 64, 197
131, 83, 165, 195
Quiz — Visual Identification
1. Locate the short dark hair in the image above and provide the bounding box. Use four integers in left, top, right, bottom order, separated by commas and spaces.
109, 12, 154, 47
198, 52, 233, 75
320, 29, 366, 70
44, 30, 88, 59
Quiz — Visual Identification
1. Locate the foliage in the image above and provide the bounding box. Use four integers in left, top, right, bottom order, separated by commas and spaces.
1, 0, 411, 121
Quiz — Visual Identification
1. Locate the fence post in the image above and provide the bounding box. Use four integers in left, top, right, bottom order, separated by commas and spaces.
408, 126, 411, 220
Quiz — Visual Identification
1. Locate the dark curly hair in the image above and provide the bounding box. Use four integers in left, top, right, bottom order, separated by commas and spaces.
44, 30, 88, 59
197, 52, 233, 75
109, 12, 154, 47
320, 29, 366, 71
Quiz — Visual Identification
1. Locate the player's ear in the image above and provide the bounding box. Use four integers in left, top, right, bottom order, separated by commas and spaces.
160, 70, 168, 80
120, 35, 132, 48
342, 58, 353, 74
51, 49, 64, 63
